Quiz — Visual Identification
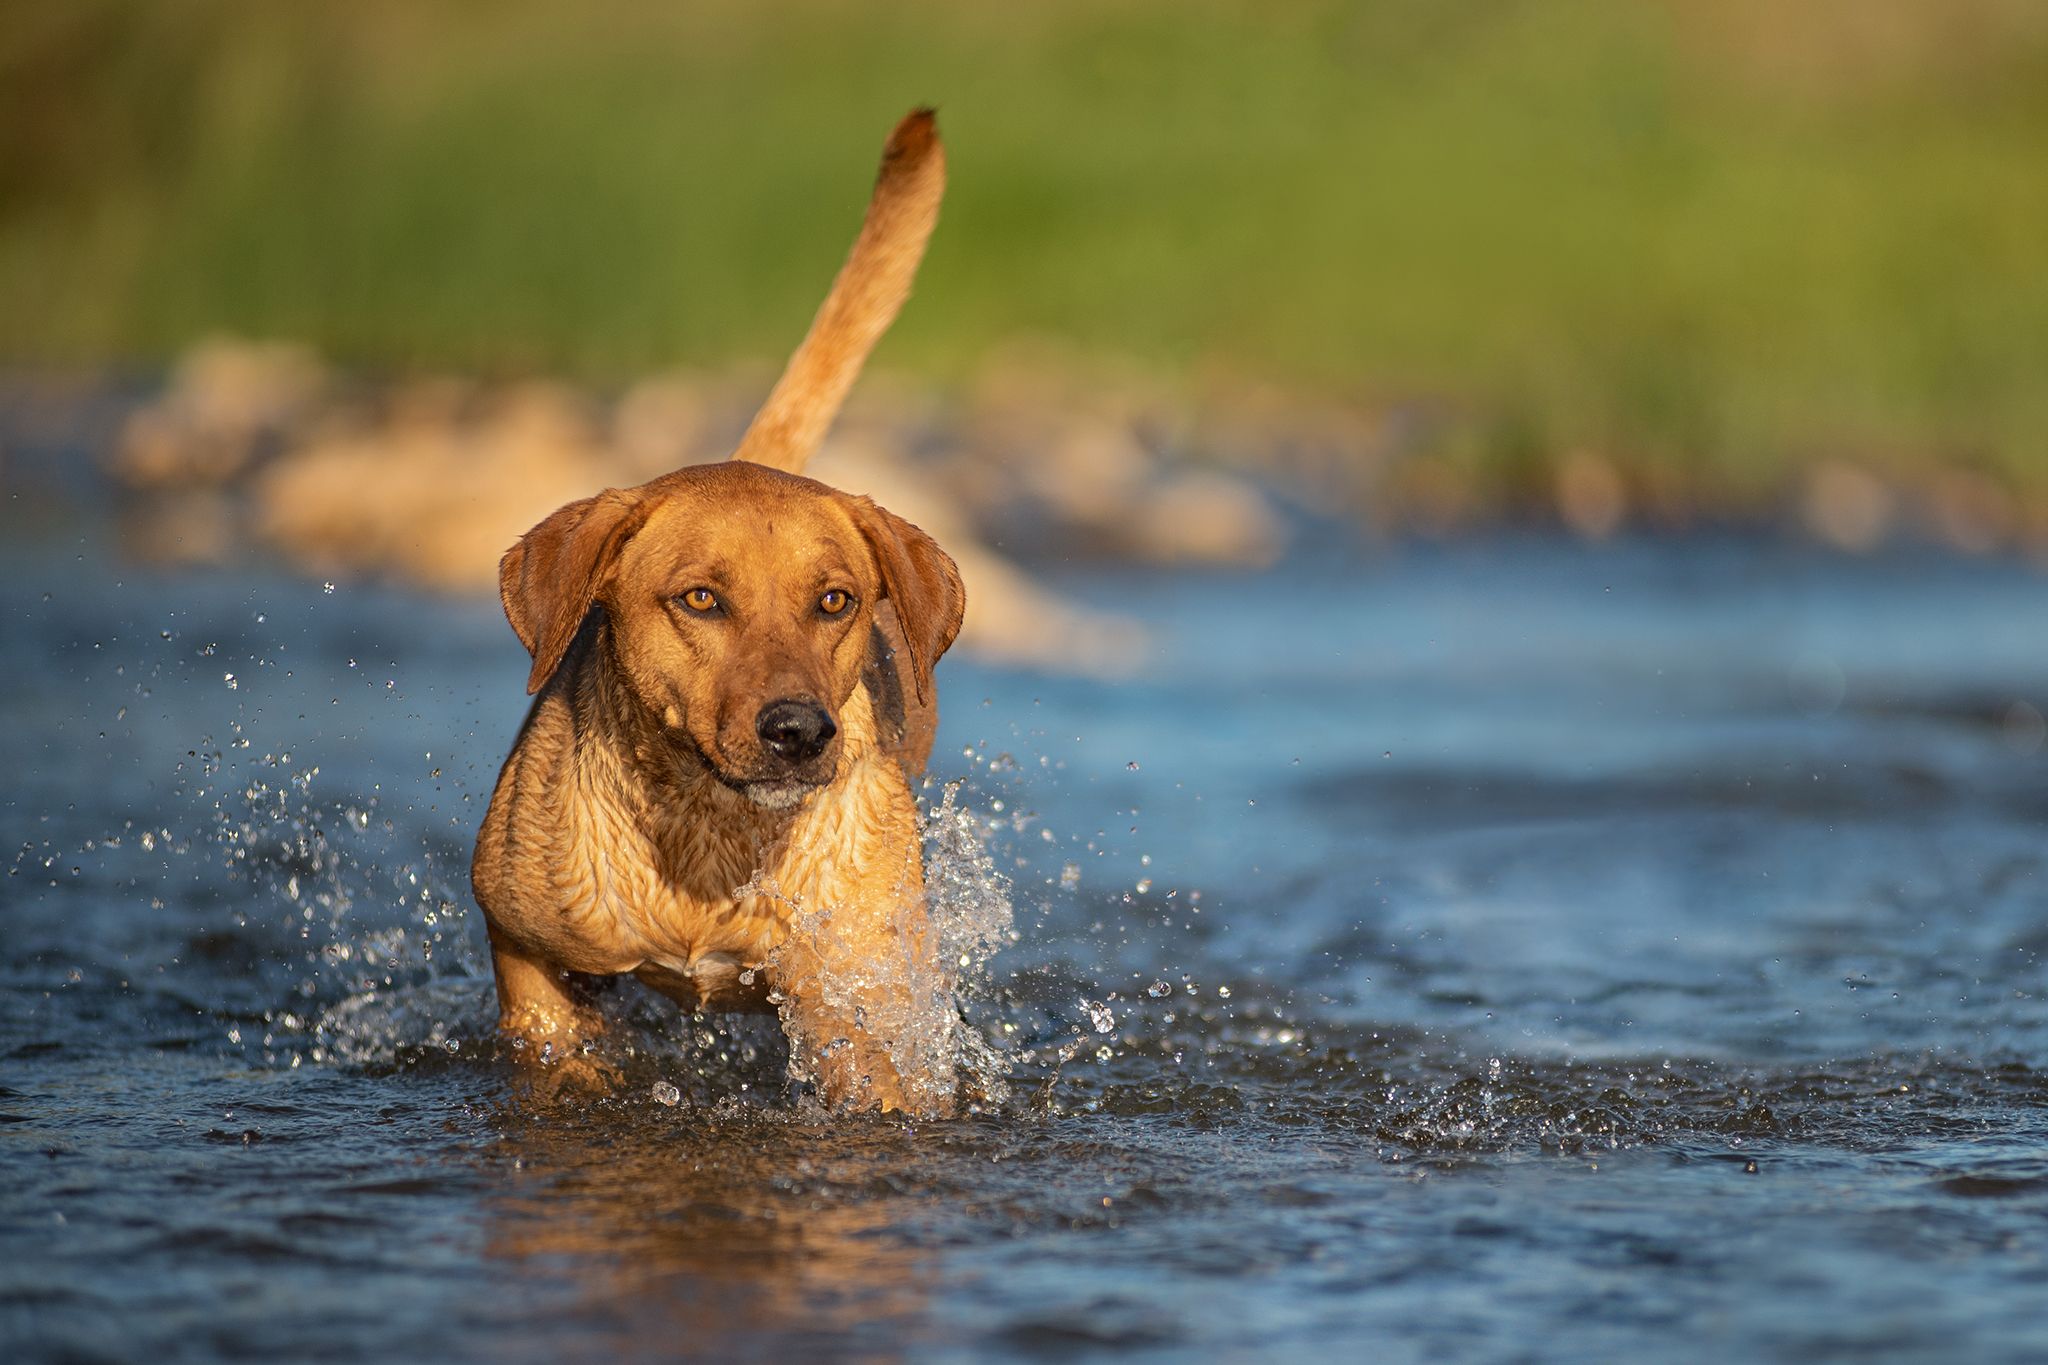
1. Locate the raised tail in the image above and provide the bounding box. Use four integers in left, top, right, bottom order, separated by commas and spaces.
730, 108, 946, 474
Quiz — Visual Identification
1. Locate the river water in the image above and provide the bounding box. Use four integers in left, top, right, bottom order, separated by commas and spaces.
6, 507, 2048, 1360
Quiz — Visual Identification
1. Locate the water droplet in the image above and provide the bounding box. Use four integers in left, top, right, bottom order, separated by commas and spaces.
651, 1081, 681, 1107
323, 582, 336, 594
1146, 980, 1172, 999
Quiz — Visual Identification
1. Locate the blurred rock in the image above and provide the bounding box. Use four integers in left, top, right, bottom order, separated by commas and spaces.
1128, 469, 1286, 565
1801, 460, 1895, 551
252, 380, 618, 593
1184, 382, 1398, 526
1926, 467, 2016, 555
113, 338, 327, 489
958, 369, 1286, 567
1555, 450, 1627, 541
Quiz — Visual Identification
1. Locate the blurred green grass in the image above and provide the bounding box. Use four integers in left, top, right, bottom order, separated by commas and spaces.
4, 0, 2047, 502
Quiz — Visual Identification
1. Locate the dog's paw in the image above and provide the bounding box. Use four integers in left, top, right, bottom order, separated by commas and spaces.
509, 1046, 624, 1104
810, 1047, 959, 1119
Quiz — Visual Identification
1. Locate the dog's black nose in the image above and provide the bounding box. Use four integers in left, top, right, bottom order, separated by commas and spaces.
756, 699, 837, 763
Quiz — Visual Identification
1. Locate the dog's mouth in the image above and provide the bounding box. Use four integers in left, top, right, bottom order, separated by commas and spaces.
668, 724, 833, 811
703, 745, 829, 811
733, 777, 820, 811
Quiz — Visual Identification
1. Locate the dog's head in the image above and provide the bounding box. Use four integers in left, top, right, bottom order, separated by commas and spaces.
499, 461, 963, 808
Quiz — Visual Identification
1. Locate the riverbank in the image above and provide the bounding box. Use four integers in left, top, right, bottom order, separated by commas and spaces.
5, 1, 2047, 520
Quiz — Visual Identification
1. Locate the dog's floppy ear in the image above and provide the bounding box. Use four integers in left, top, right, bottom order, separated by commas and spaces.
848, 495, 964, 705
499, 487, 650, 694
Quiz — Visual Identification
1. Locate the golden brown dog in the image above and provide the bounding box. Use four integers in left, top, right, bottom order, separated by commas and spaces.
472, 110, 964, 1115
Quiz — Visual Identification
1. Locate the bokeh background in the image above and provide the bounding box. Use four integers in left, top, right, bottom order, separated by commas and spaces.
6, 0, 2048, 566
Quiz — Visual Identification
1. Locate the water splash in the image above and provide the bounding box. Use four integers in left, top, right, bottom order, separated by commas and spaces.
918, 778, 1024, 1103
737, 778, 1019, 1115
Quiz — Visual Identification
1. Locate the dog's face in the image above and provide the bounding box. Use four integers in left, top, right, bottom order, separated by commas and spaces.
499, 461, 962, 808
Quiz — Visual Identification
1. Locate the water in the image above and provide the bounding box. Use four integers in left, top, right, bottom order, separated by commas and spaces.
6, 515, 2048, 1362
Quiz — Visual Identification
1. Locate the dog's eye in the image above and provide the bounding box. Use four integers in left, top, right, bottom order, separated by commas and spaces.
818, 589, 852, 616
680, 588, 720, 614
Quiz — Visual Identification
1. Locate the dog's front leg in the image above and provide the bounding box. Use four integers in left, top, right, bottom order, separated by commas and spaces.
488, 927, 615, 1092
769, 863, 952, 1118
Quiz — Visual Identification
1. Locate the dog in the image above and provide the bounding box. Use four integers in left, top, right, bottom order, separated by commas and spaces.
471, 110, 964, 1115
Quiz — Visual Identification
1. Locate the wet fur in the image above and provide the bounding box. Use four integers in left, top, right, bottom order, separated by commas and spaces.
471, 112, 961, 1115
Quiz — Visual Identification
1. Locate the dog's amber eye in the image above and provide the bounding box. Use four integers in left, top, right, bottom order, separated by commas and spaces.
819, 589, 851, 616
681, 588, 719, 613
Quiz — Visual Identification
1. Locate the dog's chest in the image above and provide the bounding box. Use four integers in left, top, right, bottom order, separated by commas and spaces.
561, 786, 780, 964
561, 759, 902, 972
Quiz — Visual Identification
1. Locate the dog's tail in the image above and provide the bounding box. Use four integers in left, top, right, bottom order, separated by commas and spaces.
730, 108, 945, 474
